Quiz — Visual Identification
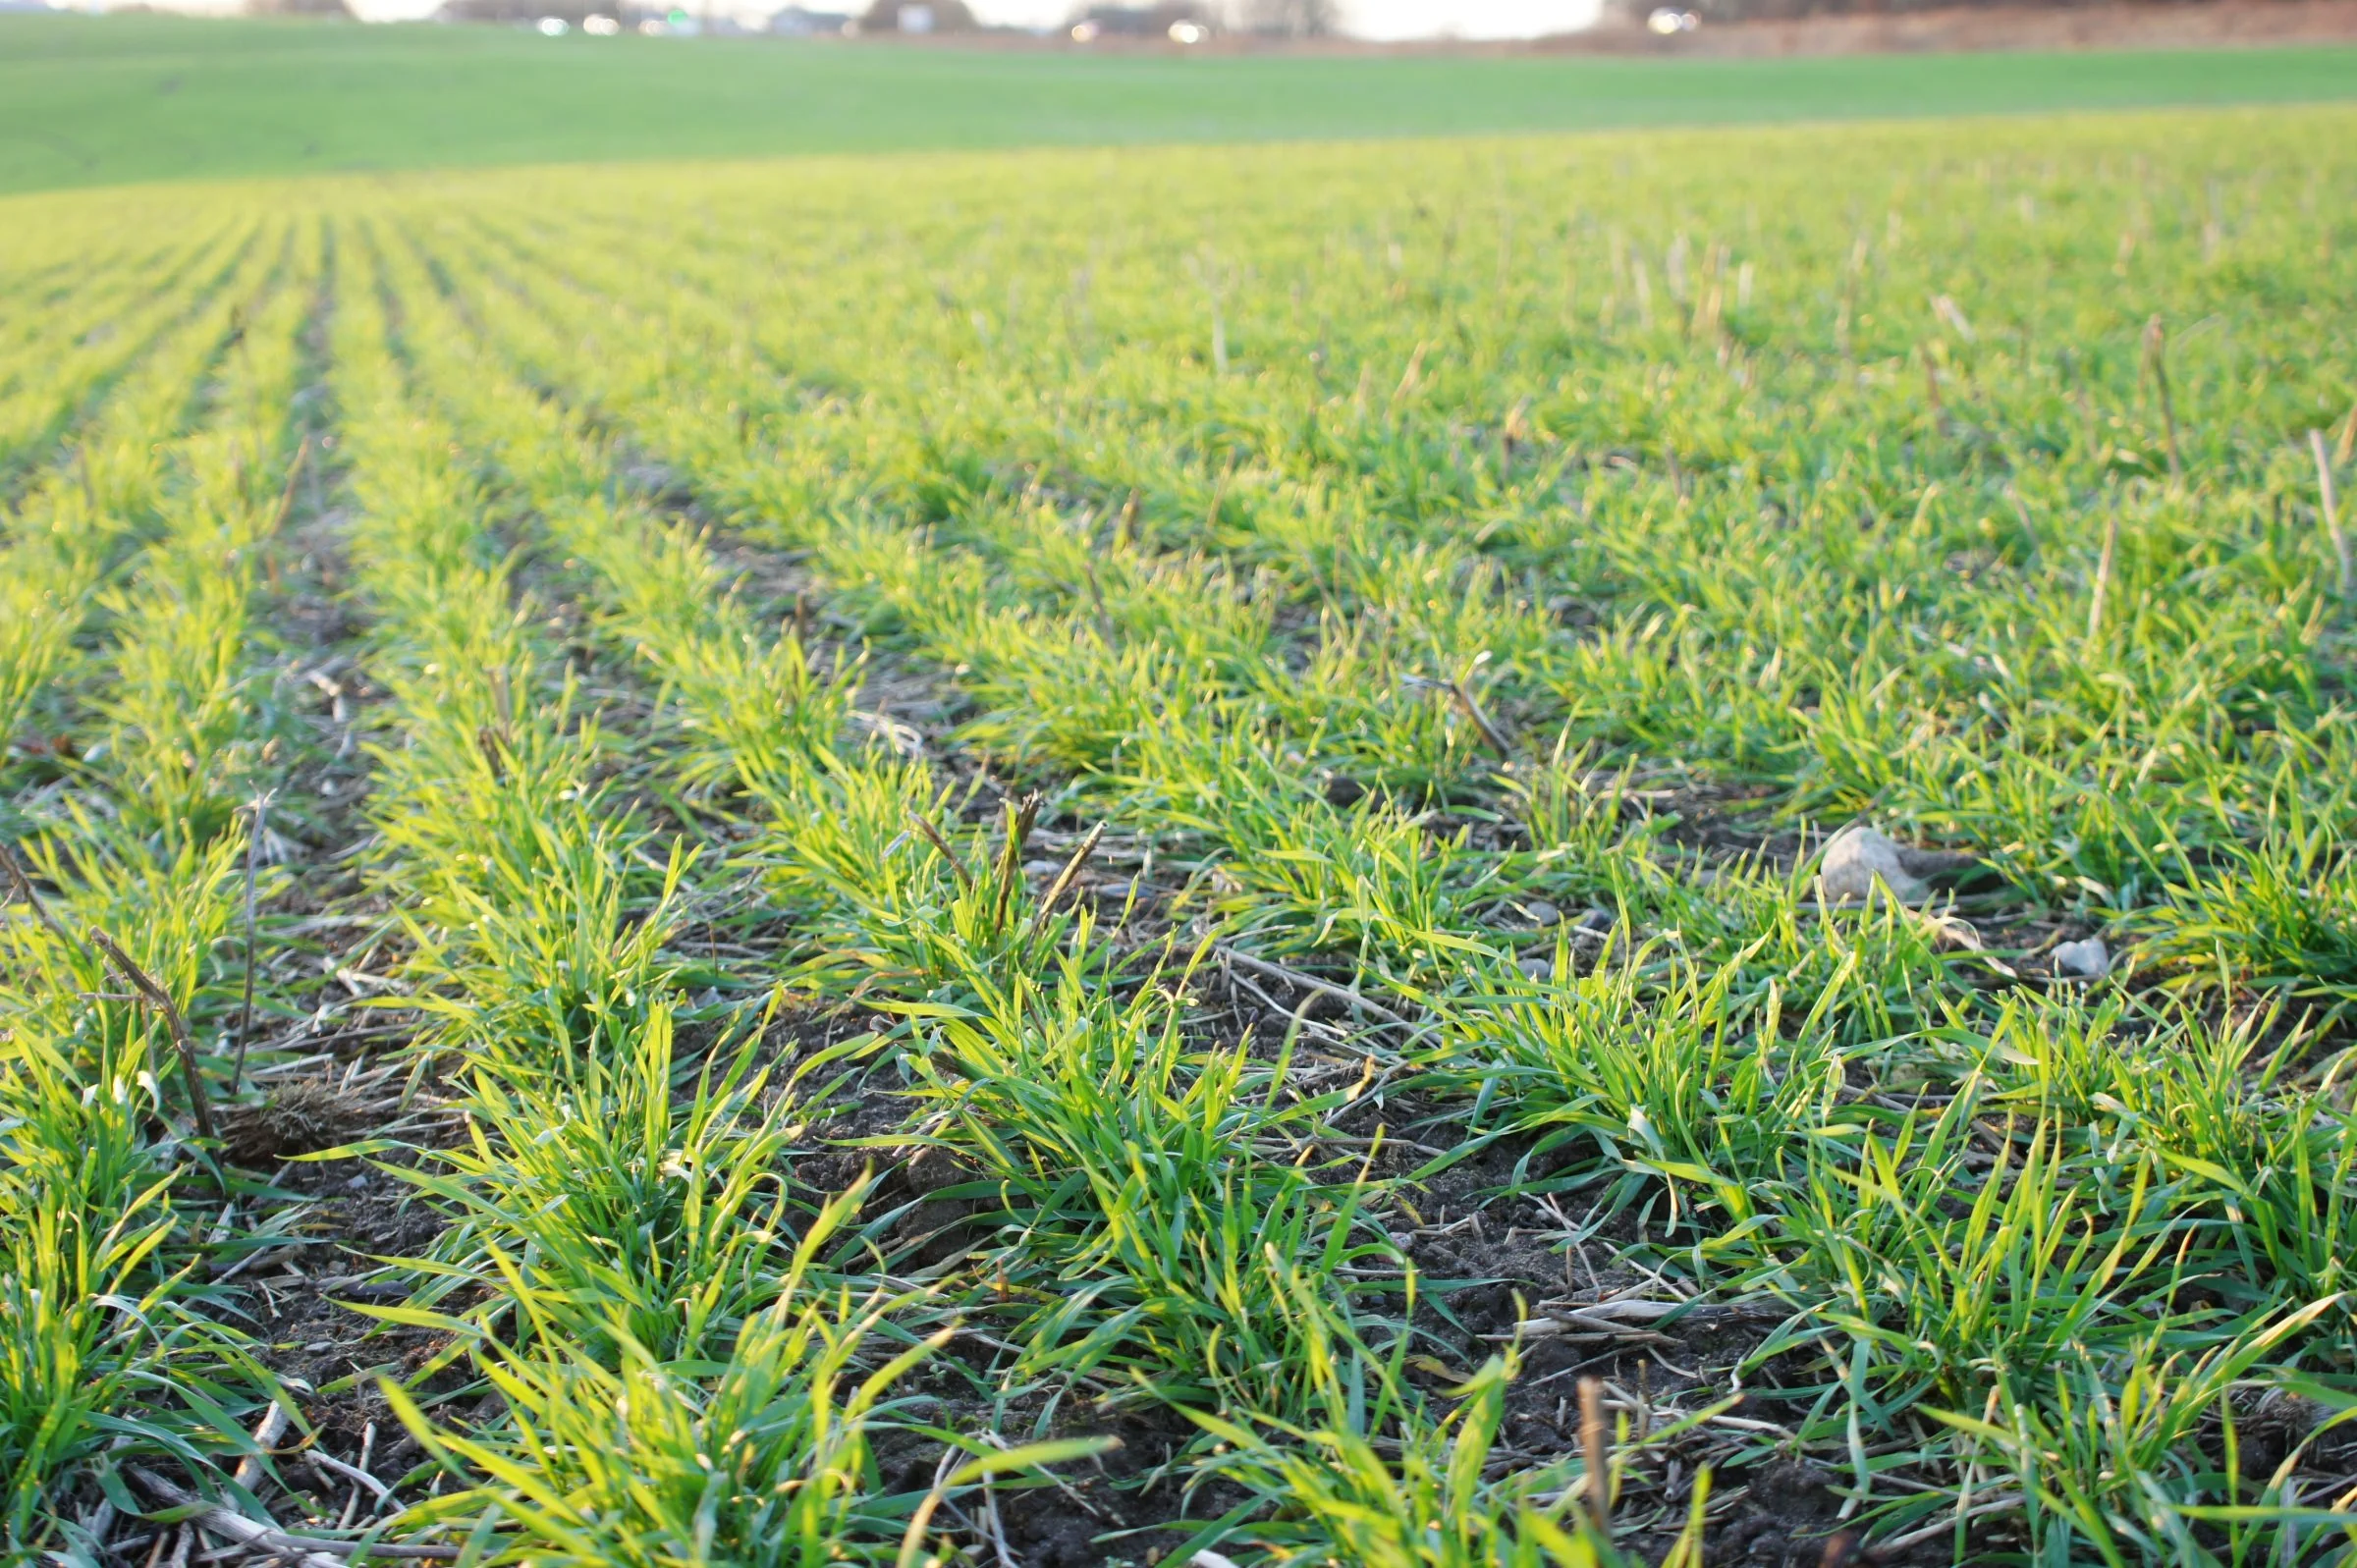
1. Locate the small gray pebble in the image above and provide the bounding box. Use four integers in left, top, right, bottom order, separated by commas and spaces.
2053, 936, 2110, 980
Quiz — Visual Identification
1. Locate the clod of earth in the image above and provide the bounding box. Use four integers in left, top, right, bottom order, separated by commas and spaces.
2052, 935, 2111, 980
1816, 824, 1931, 905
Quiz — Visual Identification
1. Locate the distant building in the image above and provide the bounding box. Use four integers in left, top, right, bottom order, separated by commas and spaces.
1233, 0, 1334, 33
438, 0, 589, 21
1066, 1, 1215, 35
1607, 0, 2130, 18
769, 4, 849, 29
856, 0, 971, 29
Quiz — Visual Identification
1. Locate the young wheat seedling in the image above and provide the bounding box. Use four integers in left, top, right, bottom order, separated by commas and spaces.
2313, 428, 2351, 601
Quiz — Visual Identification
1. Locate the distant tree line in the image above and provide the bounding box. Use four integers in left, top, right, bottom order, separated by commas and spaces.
254, 0, 2293, 31
939, 0, 1338, 33
1233, 0, 1337, 31
409, 0, 1334, 32
1636, 0, 2257, 19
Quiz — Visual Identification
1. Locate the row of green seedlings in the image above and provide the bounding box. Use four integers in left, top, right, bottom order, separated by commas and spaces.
409, 211, 1706, 984
374, 217, 1398, 1555
0, 219, 258, 506
0, 243, 119, 357
0, 215, 251, 487
617, 316, 2357, 1568
0, 220, 328, 1556
386, 177, 2121, 1367
446, 209, 1957, 1039
666, 127, 2352, 985
387, 210, 1905, 1067
0, 220, 284, 776
306, 226, 1124, 1563
330, 220, 1433, 1555
464, 172, 2357, 998
0, 186, 243, 324
558, 213, 2357, 1137
595, 438, 2357, 1566
360, 213, 1734, 1563
432, 208, 2357, 1559
466, 129, 2261, 489
401, 216, 1876, 1565
511, 177, 2319, 1065
1303, 201, 2298, 916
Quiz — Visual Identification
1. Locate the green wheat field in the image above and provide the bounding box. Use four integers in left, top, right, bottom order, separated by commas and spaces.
4, 57, 2357, 1568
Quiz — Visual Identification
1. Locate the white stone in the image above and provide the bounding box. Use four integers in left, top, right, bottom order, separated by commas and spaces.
2053, 936, 2110, 980
1818, 826, 1931, 905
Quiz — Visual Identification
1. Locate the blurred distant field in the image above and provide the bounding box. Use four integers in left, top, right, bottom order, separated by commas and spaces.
3, 12, 2357, 192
